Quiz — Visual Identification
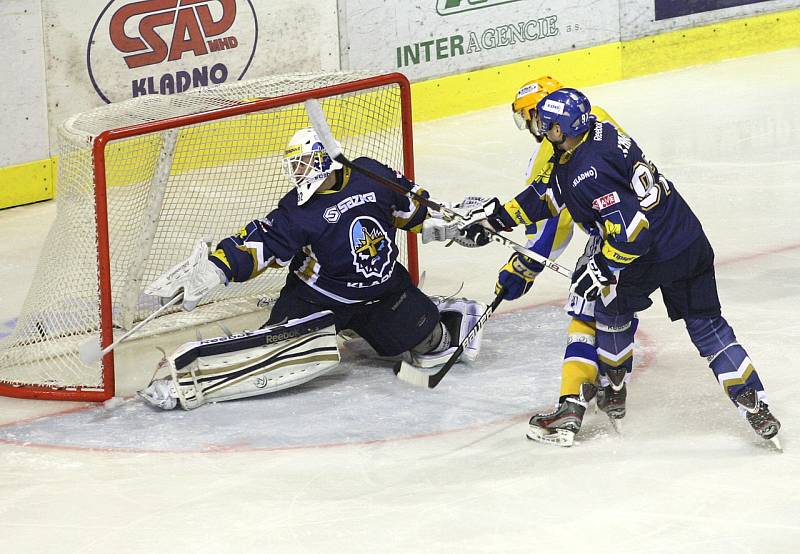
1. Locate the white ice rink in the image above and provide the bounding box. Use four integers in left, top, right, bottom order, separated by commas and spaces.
1, 48, 799, 552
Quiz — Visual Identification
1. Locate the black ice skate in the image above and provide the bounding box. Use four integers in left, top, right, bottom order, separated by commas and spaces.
527, 383, 596, 447
735, 387, 782, 450
596, 368, 627, 433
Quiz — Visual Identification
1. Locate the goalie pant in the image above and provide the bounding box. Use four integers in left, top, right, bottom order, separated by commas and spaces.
268, 273, 487, 366
267, 272, 442, 358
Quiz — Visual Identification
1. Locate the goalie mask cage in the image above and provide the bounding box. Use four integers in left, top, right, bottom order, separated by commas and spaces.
0, 72, 417, 402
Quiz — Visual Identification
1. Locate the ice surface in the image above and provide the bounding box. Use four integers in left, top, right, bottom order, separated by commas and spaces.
1, 48, 799, 553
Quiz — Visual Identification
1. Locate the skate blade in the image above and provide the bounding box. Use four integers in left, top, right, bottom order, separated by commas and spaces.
609, 417, 623, 434
526, 426, 575, 447
769, 435, 783, 452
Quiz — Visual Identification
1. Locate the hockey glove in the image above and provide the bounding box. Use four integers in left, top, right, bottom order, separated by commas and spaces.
570, 253, 617, 301
496, 253, 544, 300
455, 196, 510, 248
421, 217, 460, 244
421, 197, 505, 247
145, 240, 228, 311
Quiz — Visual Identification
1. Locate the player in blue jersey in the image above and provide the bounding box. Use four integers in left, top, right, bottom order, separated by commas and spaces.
462, 87, 780, 447
434, 76, 625, 446
138, 128, 486, 410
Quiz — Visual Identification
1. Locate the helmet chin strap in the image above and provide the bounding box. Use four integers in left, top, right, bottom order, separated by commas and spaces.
549, 134, 567, 150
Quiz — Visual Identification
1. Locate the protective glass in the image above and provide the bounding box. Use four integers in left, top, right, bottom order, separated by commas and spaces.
512, 107, 528, 130
513, 107, 543, 137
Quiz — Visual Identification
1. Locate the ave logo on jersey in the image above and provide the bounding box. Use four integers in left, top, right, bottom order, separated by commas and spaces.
349, 217, 394, 279
87, 0, 258, 103
592, 191, 620, 211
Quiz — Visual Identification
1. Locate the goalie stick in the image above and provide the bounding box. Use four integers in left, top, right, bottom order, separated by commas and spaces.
393, 291, 504, 388
304, 99, 573, 280
78, 293, 184, 365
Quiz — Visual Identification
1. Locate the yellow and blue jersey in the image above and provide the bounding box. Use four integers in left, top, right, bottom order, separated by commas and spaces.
209, 157, 429, 304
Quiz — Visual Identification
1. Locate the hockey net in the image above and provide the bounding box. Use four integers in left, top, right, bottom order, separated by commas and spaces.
0, 72, 417, 401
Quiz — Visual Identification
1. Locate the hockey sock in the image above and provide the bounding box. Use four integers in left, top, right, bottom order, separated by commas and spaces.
594, 312, 636, 387
685, 316, 766, 404
558, 318, 599, 398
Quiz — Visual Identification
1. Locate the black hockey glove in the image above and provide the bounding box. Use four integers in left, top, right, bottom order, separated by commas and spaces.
570, 253, 617, 301
456, 198, 510, 248
459, 223, 493, 247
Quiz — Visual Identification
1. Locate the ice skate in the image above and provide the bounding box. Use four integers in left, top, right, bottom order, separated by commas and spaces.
597, 368, 626, 432
735, 387, 782, 450
527, 383, 596, 447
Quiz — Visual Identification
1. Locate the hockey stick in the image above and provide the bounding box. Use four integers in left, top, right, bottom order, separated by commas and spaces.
78, 293, 184, 365
304, 99, 572, 280
393, 291, 504, 388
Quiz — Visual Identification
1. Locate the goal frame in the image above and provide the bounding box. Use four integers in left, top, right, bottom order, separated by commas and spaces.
0, 72, 417, 402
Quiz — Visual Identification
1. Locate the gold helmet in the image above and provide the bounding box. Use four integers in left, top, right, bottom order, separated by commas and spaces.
511, 76, 563, 137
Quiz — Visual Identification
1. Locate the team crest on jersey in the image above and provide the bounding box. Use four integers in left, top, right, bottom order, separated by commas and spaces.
349, 216, 394, 278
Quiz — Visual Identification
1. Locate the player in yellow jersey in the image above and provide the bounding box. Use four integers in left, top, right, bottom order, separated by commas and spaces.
458, 76, 628, 446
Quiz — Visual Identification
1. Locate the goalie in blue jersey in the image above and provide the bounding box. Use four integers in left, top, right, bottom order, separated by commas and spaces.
138, 128, 486, 410
460, 88, 780, 448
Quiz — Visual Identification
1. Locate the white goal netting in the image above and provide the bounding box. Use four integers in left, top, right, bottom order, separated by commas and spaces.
0, 72, 413, 400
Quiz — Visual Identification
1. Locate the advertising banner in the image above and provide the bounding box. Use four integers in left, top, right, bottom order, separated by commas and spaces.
340, 0, 620, 81
41, 0, 339, 143
620, 0, 798, 38
655, 0, 773, 20
86, 0, 260, 104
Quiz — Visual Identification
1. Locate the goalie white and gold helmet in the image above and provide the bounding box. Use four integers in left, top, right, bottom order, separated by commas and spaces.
512, 76, 563, 139
282, 127, 343, 205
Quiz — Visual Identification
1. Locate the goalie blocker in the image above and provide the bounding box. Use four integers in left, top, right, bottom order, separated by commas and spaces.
139, 311, 340, 410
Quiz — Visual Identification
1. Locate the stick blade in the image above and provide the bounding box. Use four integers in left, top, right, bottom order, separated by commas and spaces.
304, 99, 343, 159
78, 339, 103, 365
393, 360, 432, 388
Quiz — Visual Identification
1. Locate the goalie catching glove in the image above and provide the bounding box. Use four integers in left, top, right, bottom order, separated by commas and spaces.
420, 196, 506, 247
145, 239, 228, 311
496, 253, 543, 300
570, 253, 617, 301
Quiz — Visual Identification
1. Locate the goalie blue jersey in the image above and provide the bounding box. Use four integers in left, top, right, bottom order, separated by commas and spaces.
209, 158, 428, 304
519, 119, 704, 269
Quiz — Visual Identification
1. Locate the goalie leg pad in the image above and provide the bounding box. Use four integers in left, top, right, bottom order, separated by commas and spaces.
410, 296, 488, 368
154, 311, 339, 410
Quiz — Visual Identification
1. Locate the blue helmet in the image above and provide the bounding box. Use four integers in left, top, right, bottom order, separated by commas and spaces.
535, 88, 592, 137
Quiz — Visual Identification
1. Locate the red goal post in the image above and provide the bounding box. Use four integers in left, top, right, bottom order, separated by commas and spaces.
0, 72, 417, 402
